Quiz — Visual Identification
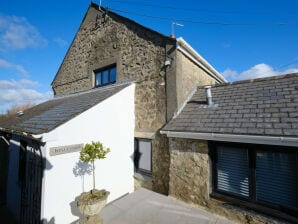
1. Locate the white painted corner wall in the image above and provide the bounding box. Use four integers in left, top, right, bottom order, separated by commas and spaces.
41, 84, 135, 224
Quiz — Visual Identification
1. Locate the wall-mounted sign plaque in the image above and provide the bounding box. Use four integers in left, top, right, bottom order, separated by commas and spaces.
49, 144, 83, 156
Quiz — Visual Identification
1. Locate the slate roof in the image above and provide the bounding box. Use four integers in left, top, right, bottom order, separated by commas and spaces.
163, 73, 298, 137
0, 83, 131, 135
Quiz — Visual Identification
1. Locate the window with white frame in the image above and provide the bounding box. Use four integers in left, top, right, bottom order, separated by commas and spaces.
134, 138, 152, 175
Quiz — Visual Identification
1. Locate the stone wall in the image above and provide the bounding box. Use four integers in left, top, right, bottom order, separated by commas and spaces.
51, 3, 224, 196
169, 138, 210, 205
175, 50, 215, 112
52, 4, 176, 194
165, 48, 219, 122
52, 5, 175, 134
52, 7, 168, 126
151, 133, 170, 194
168, 137, 286, 224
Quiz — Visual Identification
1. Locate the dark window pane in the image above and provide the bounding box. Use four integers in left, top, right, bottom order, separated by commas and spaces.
110, 67, 116, 83
138, 140, 151, 173
95, 65, 116, 87
102, 70, 109, 85
256, 151, 297, 208
95, 72, 102, 86
217, 146, 249, 197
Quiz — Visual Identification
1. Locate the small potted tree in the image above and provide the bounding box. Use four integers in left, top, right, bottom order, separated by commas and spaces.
76, 141, 110, 218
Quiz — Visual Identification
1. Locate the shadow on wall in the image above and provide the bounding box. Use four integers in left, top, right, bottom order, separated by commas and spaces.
70, 160, 92, 221
73, 160, 92, 193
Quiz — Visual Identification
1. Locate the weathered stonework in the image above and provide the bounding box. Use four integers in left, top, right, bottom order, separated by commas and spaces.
52, 5, 174, 133
166, 49, 217, 119
151, 134, 170, 194
51, 3, 221, 195
175, 50, 215, 111
168, 137, 289, 224
134, 176, 153, 191
169, 137, 210, 205
51, 5, 174, 193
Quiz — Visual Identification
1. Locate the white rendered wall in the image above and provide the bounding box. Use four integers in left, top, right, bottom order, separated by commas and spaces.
6, 135, 21, 222
41, 84, 135, 224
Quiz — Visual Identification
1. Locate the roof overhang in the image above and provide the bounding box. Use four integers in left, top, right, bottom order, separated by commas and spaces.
160, 130, 298, 147
176, 37, 227, 83
0, 127, 43, 143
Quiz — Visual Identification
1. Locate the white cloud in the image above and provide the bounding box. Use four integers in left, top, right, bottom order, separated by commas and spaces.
222, 69, 238, 80
0, 15, 47, 51
239, 64, 276, 80
0, 58, 29, 76
222, 63, 298, 82
0, 79, 38, 89
0, 58, 11, 67
283, 68, 298, 74
0, 79, 53, 113
1, 88, 52, 103
15, 65, 28, 76
54, 37, 68, 47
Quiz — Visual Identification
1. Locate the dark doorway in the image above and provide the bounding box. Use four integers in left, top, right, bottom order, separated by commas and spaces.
0, 136, 9, 205
19, 140, 43, 224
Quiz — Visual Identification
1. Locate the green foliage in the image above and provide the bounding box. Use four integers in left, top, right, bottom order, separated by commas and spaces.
80, 141, 110, 190
80, 141, 110, 163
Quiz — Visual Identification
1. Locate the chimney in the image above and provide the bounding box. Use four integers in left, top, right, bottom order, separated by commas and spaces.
16, 110, 24, 117
205, 86, 213, 106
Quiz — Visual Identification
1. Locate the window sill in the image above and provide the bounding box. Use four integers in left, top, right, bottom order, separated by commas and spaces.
134, 172, 154, 182
210, 192, 298, 223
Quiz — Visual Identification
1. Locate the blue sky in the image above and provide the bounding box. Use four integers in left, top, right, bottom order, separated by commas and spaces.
0, 0, 298, 113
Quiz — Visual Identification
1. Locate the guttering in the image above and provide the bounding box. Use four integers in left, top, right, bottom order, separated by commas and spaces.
0, 127, 43, 143
160, 130, 298, 147
176, 37, 227, 83
0, 136, 10, 145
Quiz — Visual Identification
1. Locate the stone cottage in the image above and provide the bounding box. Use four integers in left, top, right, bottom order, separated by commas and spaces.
51, 2, 225, 194
0, 2, 226, 223
162, 73, 298, 223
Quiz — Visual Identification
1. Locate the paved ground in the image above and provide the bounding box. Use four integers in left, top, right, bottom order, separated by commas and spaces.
1, 189, 234, 223
99, 188, 234, 224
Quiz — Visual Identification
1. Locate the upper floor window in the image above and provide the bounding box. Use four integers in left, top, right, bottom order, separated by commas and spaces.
95, 65, 116, 87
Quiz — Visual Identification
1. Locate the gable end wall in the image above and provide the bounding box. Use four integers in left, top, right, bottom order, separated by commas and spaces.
52, 5, 176, 132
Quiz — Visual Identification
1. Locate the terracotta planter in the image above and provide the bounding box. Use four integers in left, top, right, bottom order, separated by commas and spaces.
76, 189, 109, 216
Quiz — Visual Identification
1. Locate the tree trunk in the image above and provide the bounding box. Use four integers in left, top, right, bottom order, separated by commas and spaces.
92, 161, 95, 190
